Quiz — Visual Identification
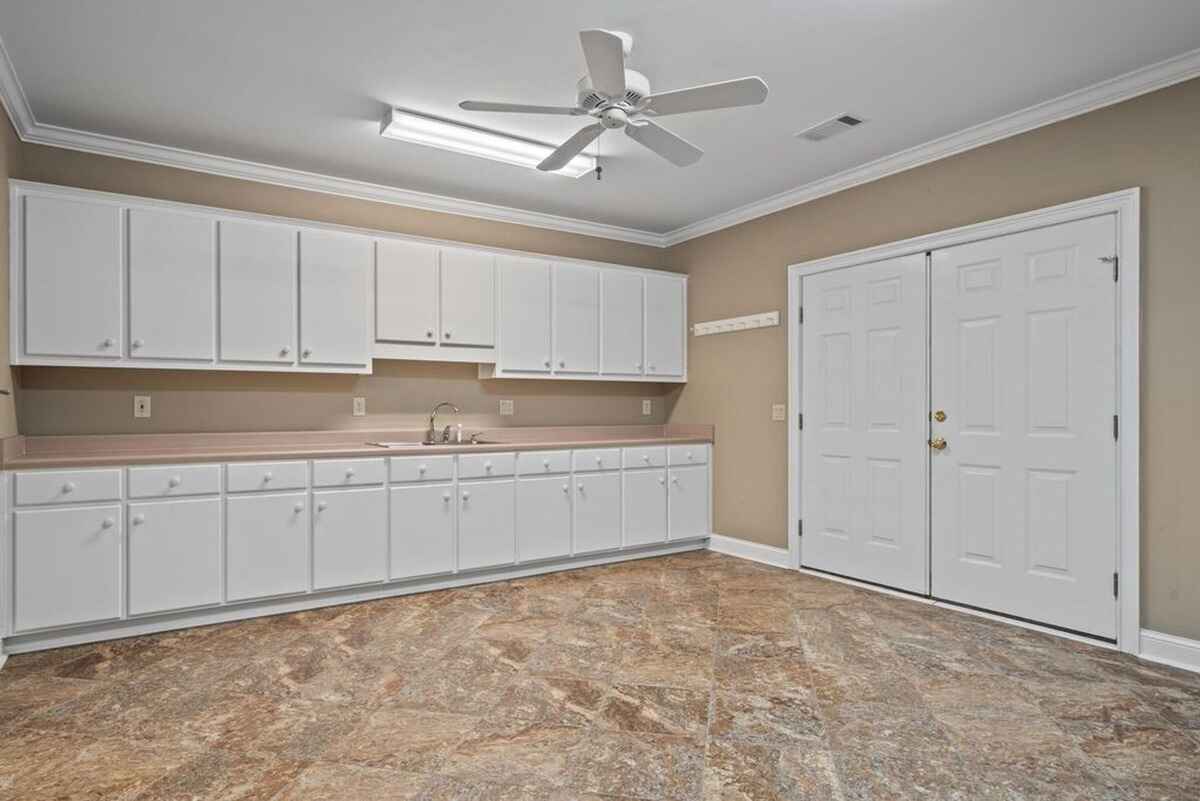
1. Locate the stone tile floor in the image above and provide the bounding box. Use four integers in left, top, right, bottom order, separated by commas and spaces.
0, 550, 1197, 800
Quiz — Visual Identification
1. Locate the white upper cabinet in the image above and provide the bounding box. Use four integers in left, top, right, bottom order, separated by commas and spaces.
376, 239, 438, 345
129, 208, 215, 360
601, 270, 644, 377
299, 229, 373, 367
498, 256, 552, 372
219, 219, 297, 365
644, 274, 686, 378
440, 248, 495, 347
553, 264, 599, 374
22, 194, 123, 359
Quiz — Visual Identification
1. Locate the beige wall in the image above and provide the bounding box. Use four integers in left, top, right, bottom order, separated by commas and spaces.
10, 142, 678, 437
0, 116, 19, 436
665, 77, 1200, 640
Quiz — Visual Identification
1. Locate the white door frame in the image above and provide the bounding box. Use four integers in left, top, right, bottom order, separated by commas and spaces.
787, 188, 1141, 653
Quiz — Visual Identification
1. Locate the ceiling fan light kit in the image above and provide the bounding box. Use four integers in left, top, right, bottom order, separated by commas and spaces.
379, 106, 596, 178
458, 28, 769, 172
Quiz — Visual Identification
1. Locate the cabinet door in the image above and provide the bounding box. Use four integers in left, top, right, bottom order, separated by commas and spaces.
376, 239, 438, 345
553, 264, 599, 374
128, 208, 215, 360
644, 274, 685, 377
574, 472, 621, 554
624, 469, 667, 547
226, 491, 309, 601
668, 465, 709, 540
458, 479, 515, 571
390, 483, 455, 579
128, 497, 221, 615
517, 476, 572, 563
440, 248, 495, 347
299, 229, 373, 367
313, 487, 387, 590
23, 195, 123, 359
498, 256, 552, 372
13, 505, 122, 631
219, 220, 296, 363
601, 270, 644, 376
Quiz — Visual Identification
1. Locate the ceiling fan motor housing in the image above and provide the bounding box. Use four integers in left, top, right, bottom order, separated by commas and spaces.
576, 70, 651, 111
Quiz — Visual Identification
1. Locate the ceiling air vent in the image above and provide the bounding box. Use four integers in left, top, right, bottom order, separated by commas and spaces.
796, 113, 865, 142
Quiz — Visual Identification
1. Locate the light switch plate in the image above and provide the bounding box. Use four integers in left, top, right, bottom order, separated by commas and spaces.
352, 397, 366, 417
499, 399, 515, 416
642, 399, 653, 416
771, 403, 787, 421
134, 395, 152, 419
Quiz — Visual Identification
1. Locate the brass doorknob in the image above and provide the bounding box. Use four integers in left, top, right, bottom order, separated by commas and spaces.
933, 410, 947, 422
929, 436, 947, 451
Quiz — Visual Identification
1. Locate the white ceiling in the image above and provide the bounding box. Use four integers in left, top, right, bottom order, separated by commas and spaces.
2, 1, 1199, 238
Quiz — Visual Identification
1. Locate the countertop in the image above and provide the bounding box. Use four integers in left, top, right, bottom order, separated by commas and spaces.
0, 424, 714, 470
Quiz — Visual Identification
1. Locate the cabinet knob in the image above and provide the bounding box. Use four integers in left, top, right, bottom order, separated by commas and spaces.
418, 464, 427, 473
635, 362, 642, 370
444, 331, 452, 339
132, 339, 144, 349
302, 348, 312, 358
687, 452, 693, 461
442, 492, 451, 502
61, 481, 76, 494
543, 459, 550, 469
426, 330, 434, 338
168, 476, 182, 488
672, 475, 680, 485
280, 347, 290, 357
102, 338, 114, 348
101, 517, 115, 529
132, 514, 145, 526
559, 360, 565, 368
462, 491, 471, 501
317, 501, 328, 512
484, 462, 492, 472
658, 476, 666, 485
293, 503, 304, 513
642, 455, 650, 463
577, 483, 585, 493
263, 472, 273, 482
544, 359, 551, 368
649, 364, 656, 372
345, 468, 355, 478
562, 483, 569, 493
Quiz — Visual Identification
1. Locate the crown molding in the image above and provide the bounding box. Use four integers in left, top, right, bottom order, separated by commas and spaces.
1, 25, 1198, 250
660, 46, 1200, 246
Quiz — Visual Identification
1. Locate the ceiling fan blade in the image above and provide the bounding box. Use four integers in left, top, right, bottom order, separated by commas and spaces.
579, 29, 627, 99
625, 120, 703, 166
643, 76, 768, 116
538, 123, 605, 172
459, 100, 582, 116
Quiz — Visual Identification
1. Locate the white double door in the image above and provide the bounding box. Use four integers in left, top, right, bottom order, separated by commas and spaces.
802, 215, 1118, 639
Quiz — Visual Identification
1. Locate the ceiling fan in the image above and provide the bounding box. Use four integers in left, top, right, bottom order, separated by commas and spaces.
458, 29, 768, 172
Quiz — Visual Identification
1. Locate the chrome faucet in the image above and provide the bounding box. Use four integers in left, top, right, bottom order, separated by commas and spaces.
425, 401, 460, 444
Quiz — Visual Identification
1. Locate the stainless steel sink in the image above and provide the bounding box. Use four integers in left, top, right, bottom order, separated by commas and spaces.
366, 439, 497, 448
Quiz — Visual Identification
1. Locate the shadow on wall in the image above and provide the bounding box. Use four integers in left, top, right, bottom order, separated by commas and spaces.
13, 361, 680, 436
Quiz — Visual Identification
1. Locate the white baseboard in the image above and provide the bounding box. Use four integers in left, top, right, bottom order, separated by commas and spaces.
707, 534, 791, 569
0, 653, 6, 672
1140, 629, 1200, 674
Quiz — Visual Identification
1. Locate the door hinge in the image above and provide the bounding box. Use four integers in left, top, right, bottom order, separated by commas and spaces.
1113, 572, 1119, 599
1113, 414, 1119, 440
798, 412, 803, 430
798, 519, 803, 538
1100, 255, 1118, 281
798, 306, 803, 324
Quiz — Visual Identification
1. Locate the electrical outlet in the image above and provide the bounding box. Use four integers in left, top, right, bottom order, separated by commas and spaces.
642, 399, 653, 416
133, 395, 152, 419
771, 403, 787, 422
352, 397, 366, 416
499, 399, 515, 416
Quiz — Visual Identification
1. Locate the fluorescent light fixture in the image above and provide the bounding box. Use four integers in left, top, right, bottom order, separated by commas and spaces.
380, 107, 596, 178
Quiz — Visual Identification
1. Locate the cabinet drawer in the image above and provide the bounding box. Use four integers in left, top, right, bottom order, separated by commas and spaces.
227, 461, 308, 492
623, 446, 667, 469
458, 452, 515, 479
14, 468, 122, 506
517, 450, 571, 476
390, 455, 454, 483
128, 464, 221, 498
668, 444, 708, 466
312, 458, 386, 487
573, 448, 621, 472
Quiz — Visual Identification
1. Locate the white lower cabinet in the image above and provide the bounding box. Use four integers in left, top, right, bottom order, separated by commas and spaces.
313, 487, 387, 590
573, 472, 621, 554
517, 475, 572, 562
458, 479, 515, 571
13, 505, 122, 631
390, 483, 456, 579
226, 491, 309, 602
128, 497, 222, 616
668, 465, 709, 541
624, 469, 668, 547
